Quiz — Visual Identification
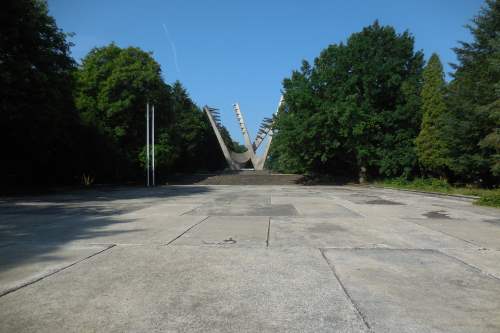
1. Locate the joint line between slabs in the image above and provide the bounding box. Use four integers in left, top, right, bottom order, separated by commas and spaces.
438, 250, 500, 282
319, 248, 372, 332
406, 219, 480, 248
164, 216, 210, 246
0, 244, 116, 298
266, 217, 271, 247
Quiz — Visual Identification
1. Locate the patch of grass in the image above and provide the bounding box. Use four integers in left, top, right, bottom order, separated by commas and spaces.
475, 192, 500, 207
374, 178, 500, 208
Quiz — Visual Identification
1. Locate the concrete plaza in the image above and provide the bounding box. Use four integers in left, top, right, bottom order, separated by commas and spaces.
0, 185, 499, 332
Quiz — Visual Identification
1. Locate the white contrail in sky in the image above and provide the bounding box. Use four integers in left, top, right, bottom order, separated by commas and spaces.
162, 23, 180, 73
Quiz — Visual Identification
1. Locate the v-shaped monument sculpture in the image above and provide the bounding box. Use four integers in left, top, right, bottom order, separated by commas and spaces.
204, 96, 283, 171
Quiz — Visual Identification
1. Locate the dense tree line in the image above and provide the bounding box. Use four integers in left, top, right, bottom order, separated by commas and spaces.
74, 44, 232, 182
271, 1, 499, 186
1, 0, 79, 187
1, 0, 230, 189
2, 0, 498, 189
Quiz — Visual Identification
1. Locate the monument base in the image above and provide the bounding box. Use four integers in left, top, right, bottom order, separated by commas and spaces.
165, 171, 303, 185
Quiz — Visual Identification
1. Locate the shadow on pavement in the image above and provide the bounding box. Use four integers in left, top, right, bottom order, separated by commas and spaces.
0, 185, 212, 282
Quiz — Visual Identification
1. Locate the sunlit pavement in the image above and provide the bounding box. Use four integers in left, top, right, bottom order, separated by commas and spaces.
1, 185, 499, 332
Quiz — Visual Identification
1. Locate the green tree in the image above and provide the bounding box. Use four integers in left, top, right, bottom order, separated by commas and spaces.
446, 0, 500, 184
415, 54, 451, 178
0, 0, 79, 187
76, 47, 230, 181
75, 43, 170, 180
478, 36, 500, 176
168, 81, 229, 173
272, 22, 424, 180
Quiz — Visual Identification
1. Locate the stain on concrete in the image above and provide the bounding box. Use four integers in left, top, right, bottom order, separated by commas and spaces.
423, 210, 451, 219
482, 218, 500, 225
343, 194, 405, 205
186, 204, 299, 217
307, 223, 346, 233
202, 237, 237, 245
365, 199, 404, 205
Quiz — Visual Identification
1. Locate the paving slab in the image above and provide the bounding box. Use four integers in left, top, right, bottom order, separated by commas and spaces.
120, 202, 199, 217
270, 217, 394, 248
442, 247, 500, 279
271, 196, 360, 218
294, 203, 360, 218
0, 246, 368, 333
408, 217, 500, 250
1, 214, 207, 246
269, 217, 474, 249
0, 243, 112, 297
213, 192, 270, 205
72, 215, 208, 245
0, 184, 499, 332
171, 216, 269, 247
322, 248, 500, 333
330, 187, 499, 224
185, 203, 298, 217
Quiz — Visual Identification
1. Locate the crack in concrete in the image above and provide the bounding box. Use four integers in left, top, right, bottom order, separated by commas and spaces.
201, 238, 237, 245
163, 216, 210, 246
266, 217, 271, 248
406, 219, 480, 248
319, 248, 372, 332
0, 244, 116, 298
439, 250, 500, 282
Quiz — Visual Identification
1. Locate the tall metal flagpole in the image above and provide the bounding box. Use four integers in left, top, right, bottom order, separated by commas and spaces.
146, 102, 150, 187
152, 105, 155, 186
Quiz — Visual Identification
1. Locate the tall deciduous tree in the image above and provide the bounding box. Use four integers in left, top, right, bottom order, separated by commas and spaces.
75, 44, 169, 179
0, 0, 78, 187
272, 22, 424, 180
76, 45, 231, 180
416, 54, 451, 178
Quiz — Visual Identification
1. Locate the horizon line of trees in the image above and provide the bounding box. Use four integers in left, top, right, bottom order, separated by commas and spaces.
1, 0, 498, 189
269, 0, 499, 187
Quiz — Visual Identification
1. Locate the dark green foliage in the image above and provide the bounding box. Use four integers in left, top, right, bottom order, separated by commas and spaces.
377, 178, 500, 207
476, 34, 500, 177
445, 0, 500, 184
0, 0, 79, 187
1, 0, 229, 189
75, 44, 173, 180
3, 0, 498, 189
168, 81, 228, 173
75, 47, 229, 182
271, 22, 424, 180
272, 3, 499, 187
415, 54, 451, 177
475, 191, 500, 207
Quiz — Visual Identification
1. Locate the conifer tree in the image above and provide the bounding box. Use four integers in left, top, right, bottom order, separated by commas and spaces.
446, 0, 500, 183
416, 54, 451, 178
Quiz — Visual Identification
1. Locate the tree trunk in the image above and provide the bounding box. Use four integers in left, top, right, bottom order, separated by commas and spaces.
359, 166, 367, 184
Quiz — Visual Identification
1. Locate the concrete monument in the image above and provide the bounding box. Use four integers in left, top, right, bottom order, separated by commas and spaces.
204, 96, 283, 170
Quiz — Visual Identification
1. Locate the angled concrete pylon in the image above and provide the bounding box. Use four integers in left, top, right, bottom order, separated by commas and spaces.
204, 96, 283, 171
232, 103, 258, 168
252, 95, 283, 170
204, 106, 248, 170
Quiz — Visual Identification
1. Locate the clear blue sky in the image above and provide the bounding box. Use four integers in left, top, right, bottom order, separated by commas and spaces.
48, 0, 484, 145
